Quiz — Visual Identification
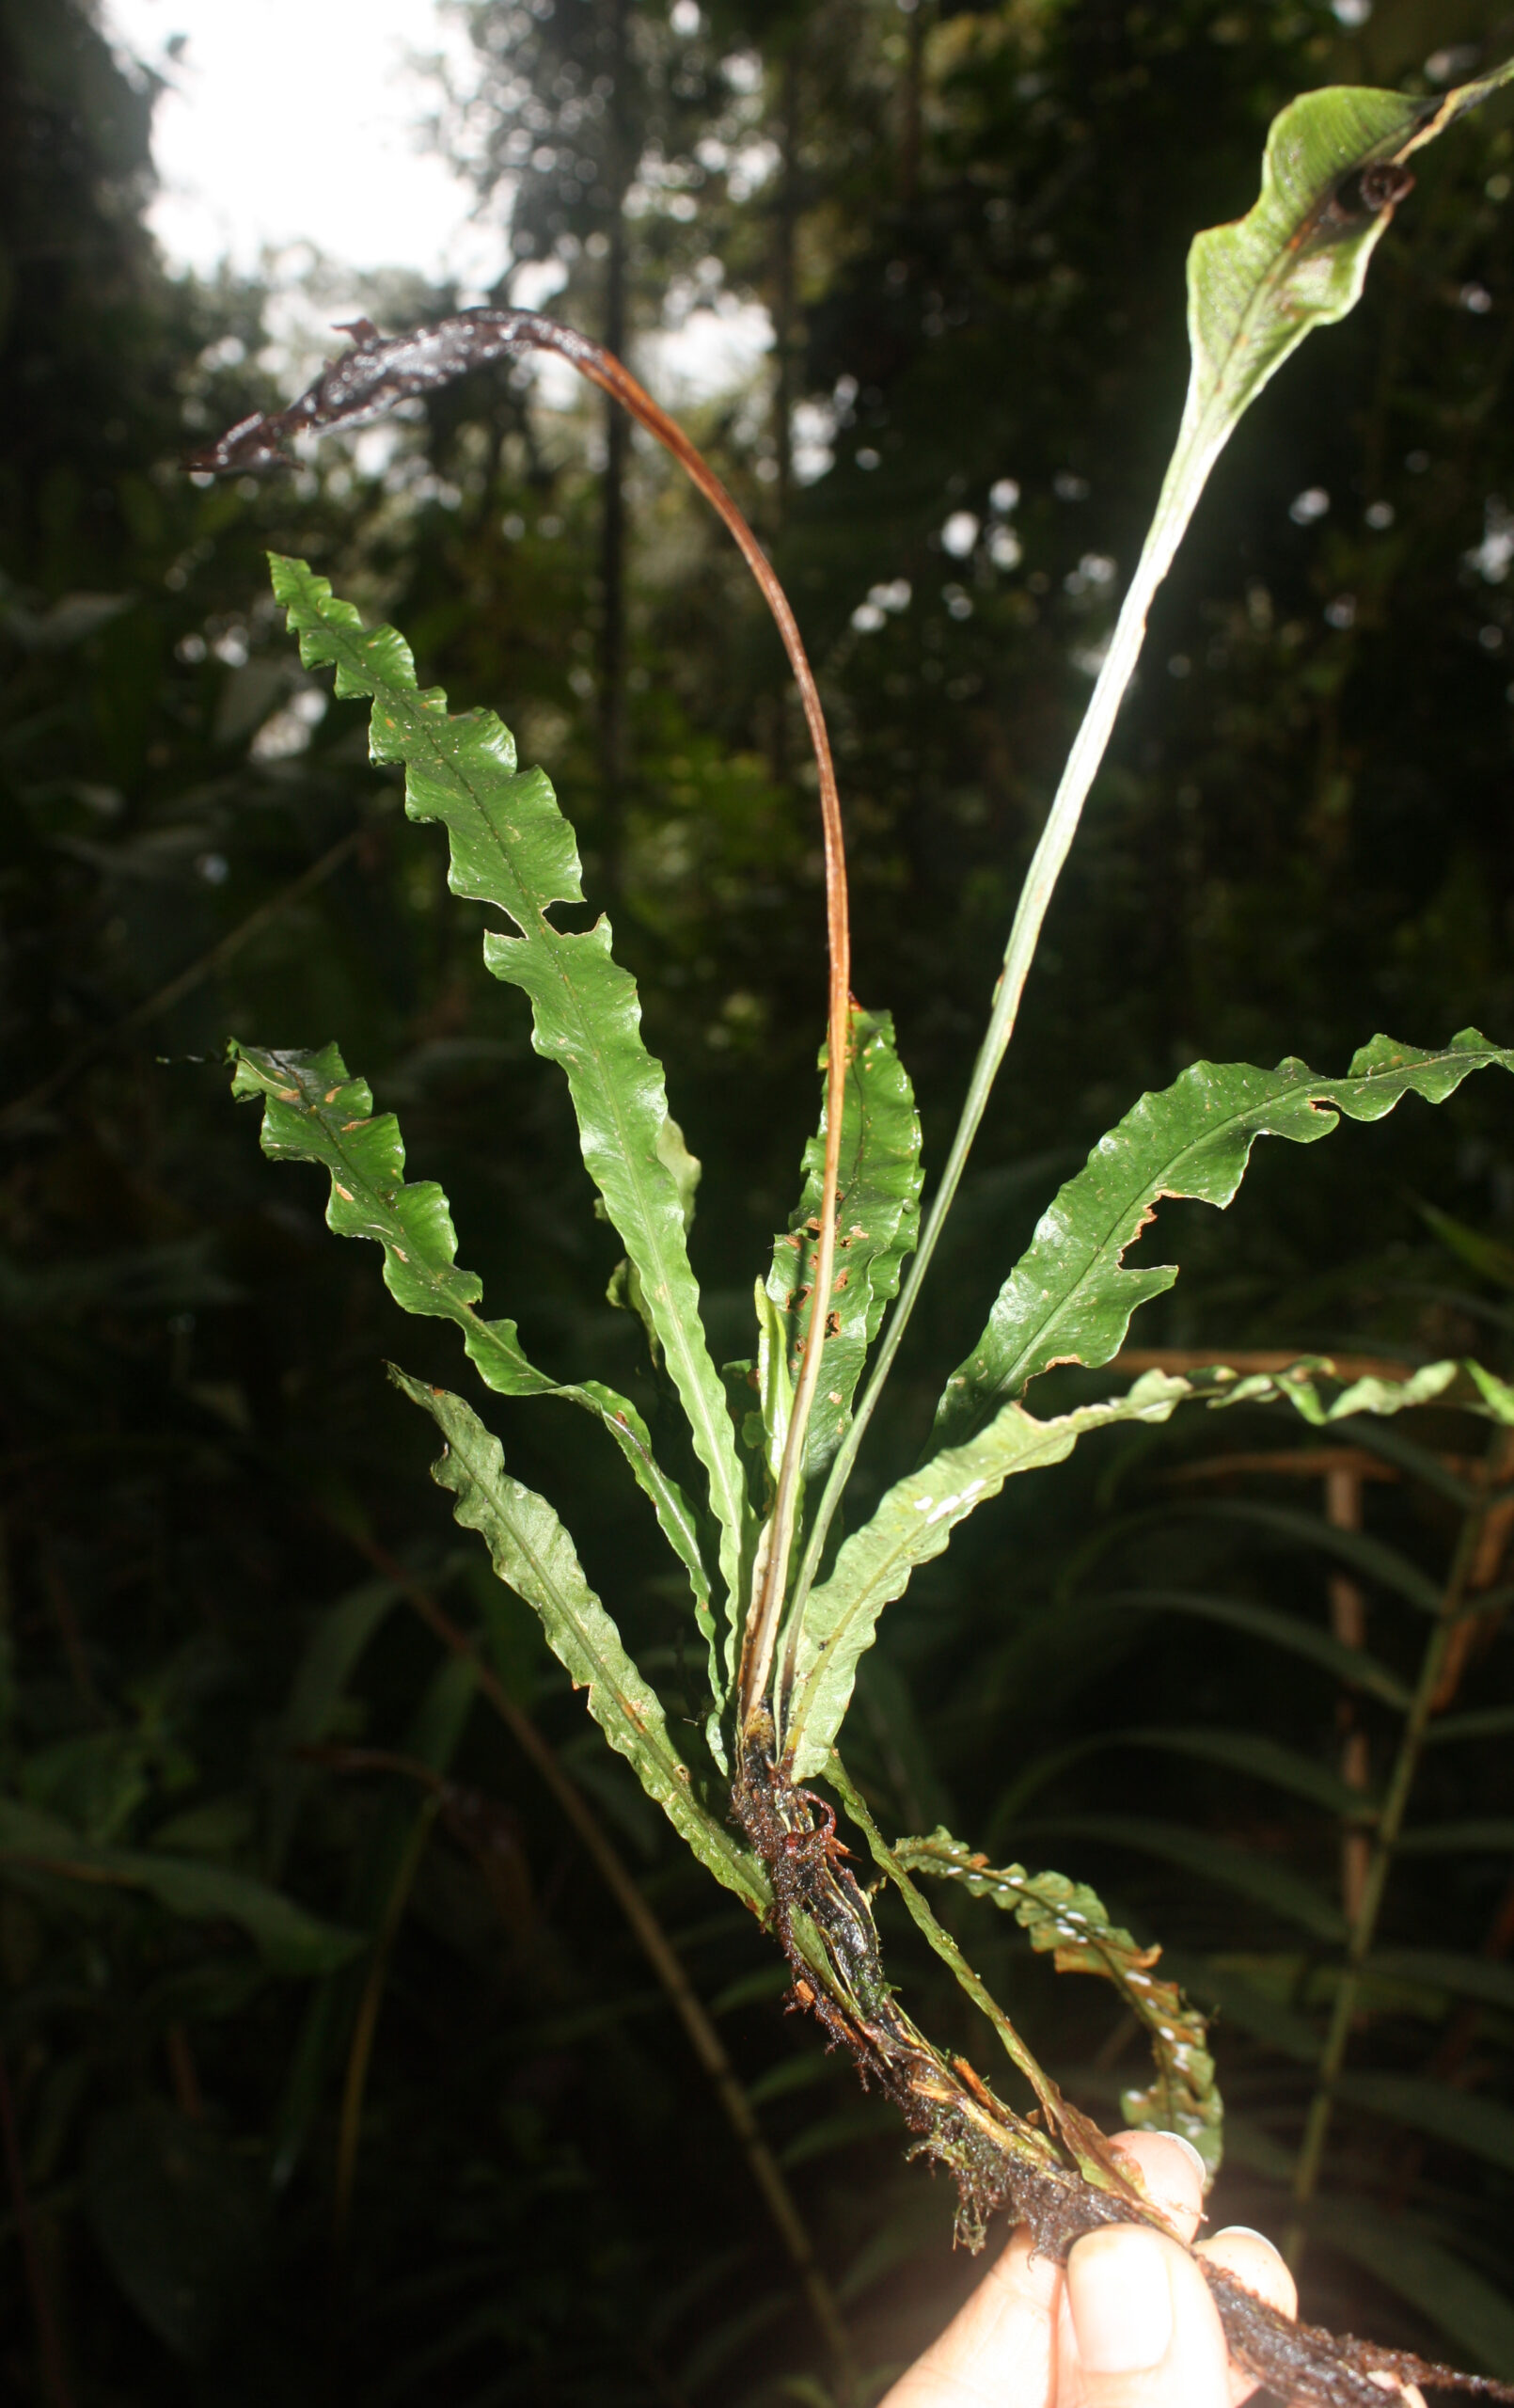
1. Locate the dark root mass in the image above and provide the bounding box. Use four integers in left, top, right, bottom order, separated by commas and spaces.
733, 1737, 1514, 2408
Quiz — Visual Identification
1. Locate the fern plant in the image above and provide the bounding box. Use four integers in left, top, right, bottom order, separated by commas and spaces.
195, 59, 1514, 2408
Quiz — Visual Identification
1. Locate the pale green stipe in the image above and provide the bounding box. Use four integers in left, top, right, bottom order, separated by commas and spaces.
764, 1008, 923, 1493
229, 1039, 730, 1765
267, 556, 753, 1673
777, 60, 1514, 1730
895, 1827, 1221, 2176
396, 1373, 766, 1916
758, 1009, 923, 1706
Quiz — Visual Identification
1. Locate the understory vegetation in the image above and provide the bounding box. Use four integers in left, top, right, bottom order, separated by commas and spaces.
4, 3, 1514, 2403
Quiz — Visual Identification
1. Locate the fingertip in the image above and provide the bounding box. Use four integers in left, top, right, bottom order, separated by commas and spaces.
1110, 2129, 1206, 2241
1154, 2131, 1211, 2189
1067, 2226, 1176, 2374
1064, 2221, 1234, 2407
1370, 2377, 1427, 2408
1196, 2226, 1298, 2322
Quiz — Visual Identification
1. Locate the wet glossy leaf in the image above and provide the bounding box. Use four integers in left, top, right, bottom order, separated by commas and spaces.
230, 1039, 723, 1749
268, 555, 751, 1644
1179, 65, 1514, 483
393, 1372, 765, 1916
782, 1356, 1441, 1778
935, 1034, 1514, 1448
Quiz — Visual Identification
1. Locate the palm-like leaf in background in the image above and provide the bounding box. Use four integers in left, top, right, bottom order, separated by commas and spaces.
0, 1798, 363, 1975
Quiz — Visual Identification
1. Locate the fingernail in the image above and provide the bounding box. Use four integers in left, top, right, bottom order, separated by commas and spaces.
1068, 2228, 1175, 2373
1153, 2131, 1208, 2186
1211, 2225, 1277, 2250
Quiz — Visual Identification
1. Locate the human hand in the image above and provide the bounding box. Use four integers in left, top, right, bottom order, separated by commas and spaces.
878, 2131, 1298, 2408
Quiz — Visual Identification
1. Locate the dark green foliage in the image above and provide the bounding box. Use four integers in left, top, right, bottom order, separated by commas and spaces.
936, 1036, 1514, 1446
766, 1008, 923, 1483
6, 2, 1514, 2401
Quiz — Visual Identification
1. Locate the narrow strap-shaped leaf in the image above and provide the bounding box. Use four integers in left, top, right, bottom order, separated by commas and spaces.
267, 555, 752, 1632
1334, 2072, 1514, 2178
935, 1034, 1514, 1447
1001, 1727, 1379, 1826
1366, 1949, 1514, 2015
1166, 1499, 1444, 1617
895, 1827, 1222, 2174
1077, 1591, 1412, 1711
391, 1370, 766, 1915
765, 1006, 923, 1484
1308, 2199, 1514, 2379
1426, 1704, 1514, 1747
783, 1354, 1484, 1778
1395, 1819, 1514, 1856
1022, 1814, 1345, 1944
229, 1040, 727, 1753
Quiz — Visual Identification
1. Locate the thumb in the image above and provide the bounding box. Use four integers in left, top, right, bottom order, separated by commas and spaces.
1059, 2225, 1231, 2408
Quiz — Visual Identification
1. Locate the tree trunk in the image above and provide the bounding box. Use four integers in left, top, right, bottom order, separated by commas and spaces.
900, 0, 925, 207
773, 41, 799, 529
598, 0, 630, 884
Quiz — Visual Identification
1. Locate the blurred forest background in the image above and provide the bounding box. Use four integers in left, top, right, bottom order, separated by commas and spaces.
4, 0, 1514, 2400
